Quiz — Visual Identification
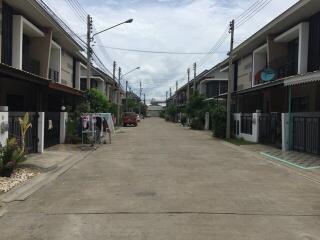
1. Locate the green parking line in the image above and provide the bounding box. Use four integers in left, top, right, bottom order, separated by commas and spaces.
260, 152, 320, 170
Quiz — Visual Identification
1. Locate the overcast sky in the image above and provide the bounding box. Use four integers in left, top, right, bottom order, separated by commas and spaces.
45, 0, 299, 102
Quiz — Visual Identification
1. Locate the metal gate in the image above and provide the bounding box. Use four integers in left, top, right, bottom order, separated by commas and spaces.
259, 113, 282, 148
44, 112, 60, 148
293, 114, 320, 154
8, 112, 38, 153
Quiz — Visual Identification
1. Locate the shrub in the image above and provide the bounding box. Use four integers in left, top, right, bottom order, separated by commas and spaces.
211, 105, 227, 138
190, 117, 204, 130
165, 103, 177, 122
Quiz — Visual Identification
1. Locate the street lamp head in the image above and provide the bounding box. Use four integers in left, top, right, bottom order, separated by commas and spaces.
125, 19, 134, 23
136, 67, 141, 70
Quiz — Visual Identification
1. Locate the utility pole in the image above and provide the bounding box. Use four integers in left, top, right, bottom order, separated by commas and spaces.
144, 93, 146, 106
170, 87, 172, 98
139, 81, 142, 115
117, 67, 121, 125
226, 19, 235, 139
166, 91, 168, 101
125, 80, 128, 112
86, 15, 93, 90
187, 68, 190, 102
193, 62, 197, 94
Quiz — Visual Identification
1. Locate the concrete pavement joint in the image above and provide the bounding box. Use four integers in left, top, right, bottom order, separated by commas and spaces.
5, 211, 320, 217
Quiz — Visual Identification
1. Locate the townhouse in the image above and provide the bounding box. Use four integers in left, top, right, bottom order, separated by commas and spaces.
231, 0, 320, 155
0, 0, 122, 152
168, 62, 228, 123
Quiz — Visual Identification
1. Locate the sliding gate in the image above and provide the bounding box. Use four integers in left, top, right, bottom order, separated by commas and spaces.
293, 113, 320, 155
8, 112, 38, 153
259, 113, 282, 148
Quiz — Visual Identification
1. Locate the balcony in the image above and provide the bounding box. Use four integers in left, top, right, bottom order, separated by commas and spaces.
254, 57, 298, 85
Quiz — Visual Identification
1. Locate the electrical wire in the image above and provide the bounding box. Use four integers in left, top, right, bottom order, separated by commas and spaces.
93, 45, 227, 55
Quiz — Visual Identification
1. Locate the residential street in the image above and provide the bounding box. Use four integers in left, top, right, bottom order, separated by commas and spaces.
1, 118, 320, 239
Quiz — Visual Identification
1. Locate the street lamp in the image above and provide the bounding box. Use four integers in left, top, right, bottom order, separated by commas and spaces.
120, 67, 140, 80
86, 17, 133, 90
119, 66, 141, 113
92, 19, 133, 40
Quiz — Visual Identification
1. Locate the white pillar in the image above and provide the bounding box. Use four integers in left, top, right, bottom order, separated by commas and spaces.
205, 112, 210, 130
38, 112, 45, 153
252, 112, 261, 143
12, 15, 23, 69
0, 108, 9, 147
75, 62, 81, 90
60, 112, 68, 144
298, 22, 309, 74
282, 113, 290, 152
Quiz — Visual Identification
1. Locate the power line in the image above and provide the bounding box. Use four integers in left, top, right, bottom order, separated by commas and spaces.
94, 45, 227, 55
235, 0, 273, 28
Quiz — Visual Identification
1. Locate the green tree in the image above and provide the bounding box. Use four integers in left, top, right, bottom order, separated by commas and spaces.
165, 103, 177, 122
85, 88, 112, 113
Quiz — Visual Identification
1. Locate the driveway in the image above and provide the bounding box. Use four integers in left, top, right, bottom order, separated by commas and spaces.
1, 118, 320, 239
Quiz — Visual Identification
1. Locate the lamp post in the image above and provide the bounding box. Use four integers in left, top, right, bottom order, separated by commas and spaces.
86, 17, 133, 90
119, 67, 141, 112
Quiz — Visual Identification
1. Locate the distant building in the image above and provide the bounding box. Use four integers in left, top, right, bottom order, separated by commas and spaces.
147, 105, 163, 117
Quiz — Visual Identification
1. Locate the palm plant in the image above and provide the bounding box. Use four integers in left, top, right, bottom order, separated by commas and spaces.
18, 113, 32, 155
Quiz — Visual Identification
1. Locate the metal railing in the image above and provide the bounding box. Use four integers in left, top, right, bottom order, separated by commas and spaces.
241, 114, 253, 135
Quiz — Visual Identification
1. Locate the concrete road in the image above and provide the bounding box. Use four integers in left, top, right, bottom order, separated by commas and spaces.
1, 118, 320, 239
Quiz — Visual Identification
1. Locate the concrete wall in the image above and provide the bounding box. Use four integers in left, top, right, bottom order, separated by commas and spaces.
12, 15, 23, 69
29, 31, 52, 78
298, 22, 309, 74
61, 50, 74, 87
237, 55, 253, 90
38, 112, 44, 153
60, 112, 68, 144
49, 41, 62, 82
234, 113, 260, 143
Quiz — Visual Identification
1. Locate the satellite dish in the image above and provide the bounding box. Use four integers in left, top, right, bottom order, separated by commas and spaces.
261, 68, 276, 81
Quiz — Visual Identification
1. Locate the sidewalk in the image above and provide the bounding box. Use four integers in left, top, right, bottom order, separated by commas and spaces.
0, 144, 94, 205
221, 141, 320, 184
23, 144, 93, 171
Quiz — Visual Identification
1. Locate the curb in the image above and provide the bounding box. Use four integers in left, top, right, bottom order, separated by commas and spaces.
0, 150, 93, 204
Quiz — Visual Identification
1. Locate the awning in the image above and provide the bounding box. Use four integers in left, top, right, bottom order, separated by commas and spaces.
48, 82, 83, 96
0, 63, 49, 86
284, 71, 320, 86
234, 79, 284, 95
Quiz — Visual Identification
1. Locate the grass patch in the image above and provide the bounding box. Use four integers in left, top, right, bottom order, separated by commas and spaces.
225, 138, 256, 146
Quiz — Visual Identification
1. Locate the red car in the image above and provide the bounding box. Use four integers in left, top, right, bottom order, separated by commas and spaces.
123, 112, 137, 127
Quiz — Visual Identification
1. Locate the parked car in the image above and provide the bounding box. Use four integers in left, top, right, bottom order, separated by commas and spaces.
123, 112, 137, 127
136, 114, 141, 122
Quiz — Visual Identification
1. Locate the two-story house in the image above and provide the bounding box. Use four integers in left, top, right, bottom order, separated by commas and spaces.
231, 0, 320, 155
0, 0, 121, 151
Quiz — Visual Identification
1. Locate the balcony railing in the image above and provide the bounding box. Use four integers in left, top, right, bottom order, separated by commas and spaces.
22, 57, 40, 76
49, 68, 60, 82
254, 57, 298, 85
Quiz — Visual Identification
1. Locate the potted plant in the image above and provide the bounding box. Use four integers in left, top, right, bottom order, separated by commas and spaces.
1, 138, 23, 177
0, 113, 31, 177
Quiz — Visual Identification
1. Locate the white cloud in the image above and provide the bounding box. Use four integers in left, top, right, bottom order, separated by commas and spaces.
46, 0, 299, 102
